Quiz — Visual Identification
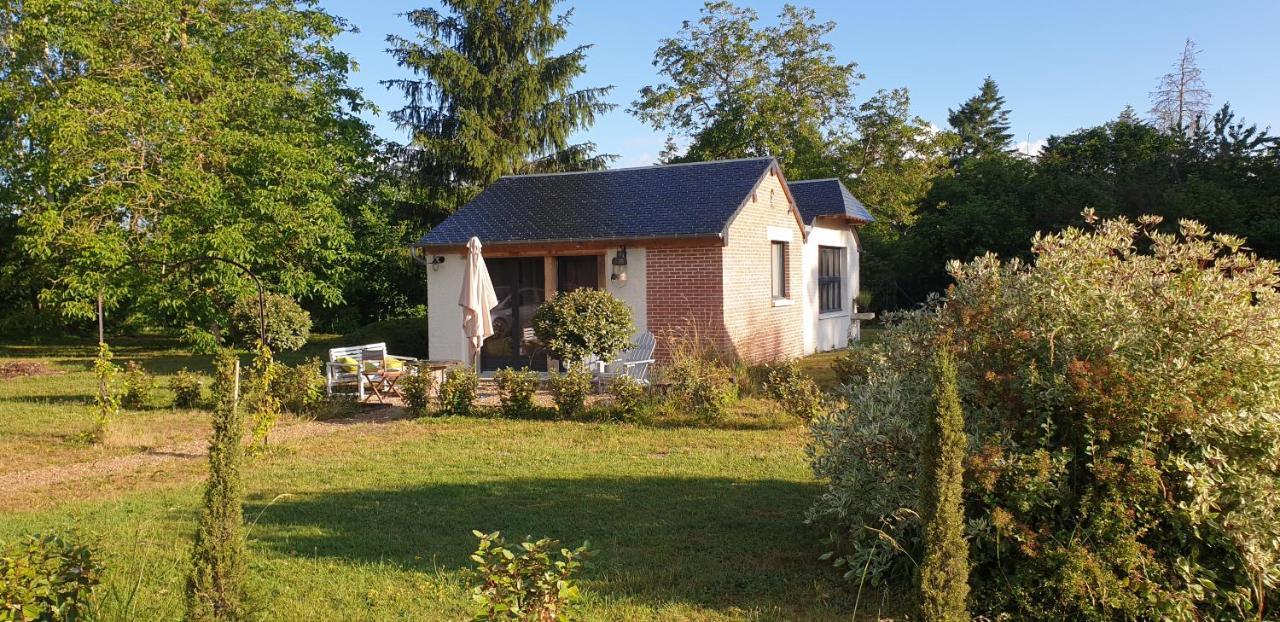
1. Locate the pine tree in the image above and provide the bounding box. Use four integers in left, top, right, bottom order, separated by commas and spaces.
385, 0, 616, 218
186, 349, 248, 621
918, 343, 969, 622
947, 76, 1013, 164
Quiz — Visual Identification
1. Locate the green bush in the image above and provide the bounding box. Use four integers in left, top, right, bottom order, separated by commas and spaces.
169, 368, 204, 409
493, 367, 540, 418
245, 344, 281, 453
271, 358, 325, 415
808, 214, 1280, 620
549, 367, 592, 419
917, 344, 969, 622
469, 530, 590, 622
765, 361, 825, 420
608, 375, 648, 422
186, 349, 248, 621
228, 292, 311, 352
119, 360, 154, 409
665, 356, 736, 423
400, 365, 436, 418
437, 367, 478, 417
0, 533, 103, 622
82, 342, 119, 444
531, 288, 633, 366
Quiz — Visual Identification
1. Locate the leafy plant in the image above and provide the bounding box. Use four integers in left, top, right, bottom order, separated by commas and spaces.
82, 342, 120, 444
765, 361, 825, 420
245, 343, 281, 453
119, 361, 154, 409
608, 375, 648, 422
531, 289, 633, 366
809, 214, 1280, 620
665, 356, 736, 423
493, 367, 540, 419
400, 364, 436, 418
0, 533, 103, 622
469, 530, 590, 622
229, 293, 312, 352
438, 367, 479, 417
548, 367, 592, 419
271, 358, 325, 416
169, 369, 204, 409
186, 349, 248, 621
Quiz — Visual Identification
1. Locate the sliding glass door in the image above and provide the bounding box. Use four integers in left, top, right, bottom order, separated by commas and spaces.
480, 258, 547, 371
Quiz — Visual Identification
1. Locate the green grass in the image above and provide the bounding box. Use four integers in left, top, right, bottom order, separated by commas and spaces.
0, 335, 884, 620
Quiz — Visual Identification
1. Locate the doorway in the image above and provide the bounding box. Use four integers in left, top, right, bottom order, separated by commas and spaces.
556, 255, 601, 293
480, 258, 547, 371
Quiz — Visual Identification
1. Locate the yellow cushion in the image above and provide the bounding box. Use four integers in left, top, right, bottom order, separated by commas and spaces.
363, 360, 381, 373
385, 358, 404, 371
336, 356, 358, 373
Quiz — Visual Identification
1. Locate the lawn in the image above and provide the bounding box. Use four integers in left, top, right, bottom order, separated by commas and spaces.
0, 334, 883, 621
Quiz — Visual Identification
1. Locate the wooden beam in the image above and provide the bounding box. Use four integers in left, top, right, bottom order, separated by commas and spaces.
597, 253, 607, 290
543, 256, 556, 298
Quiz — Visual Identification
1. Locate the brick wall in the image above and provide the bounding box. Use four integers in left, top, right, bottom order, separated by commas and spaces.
721, 168, 805, 363
645, 245, 728, 363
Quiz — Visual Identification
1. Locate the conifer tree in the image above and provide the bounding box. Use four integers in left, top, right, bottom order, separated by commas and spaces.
385, 0, 616, 218
186, 349, 248, 621
947, 76, 1013, 164
918, 343, 969, 622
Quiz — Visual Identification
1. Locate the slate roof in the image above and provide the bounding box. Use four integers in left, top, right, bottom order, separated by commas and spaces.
414, 158, 777, 247
787, 178, 875, 224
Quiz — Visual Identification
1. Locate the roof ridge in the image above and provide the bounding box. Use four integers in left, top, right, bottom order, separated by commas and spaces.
787, 177, 842, 184
496, 156, 775, 180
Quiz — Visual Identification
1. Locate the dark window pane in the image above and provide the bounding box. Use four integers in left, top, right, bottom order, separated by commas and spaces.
818, 246, 844, 313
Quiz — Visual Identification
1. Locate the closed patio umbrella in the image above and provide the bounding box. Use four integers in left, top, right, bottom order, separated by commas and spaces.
459, 236, 498, 368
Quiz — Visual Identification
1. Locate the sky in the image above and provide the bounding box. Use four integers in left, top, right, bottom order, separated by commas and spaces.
317, 0, 1280, 168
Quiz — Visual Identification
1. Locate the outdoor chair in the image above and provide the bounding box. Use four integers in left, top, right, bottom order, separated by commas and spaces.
586, 331, 656, 389
326, 342, 418, 400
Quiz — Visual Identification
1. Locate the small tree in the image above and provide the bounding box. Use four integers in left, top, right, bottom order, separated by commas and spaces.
229, 293, 311, 352
186, 349, 248, 621
917, 343, 969, 621
246, 342, 281, 453
84, 342, 120, 443
531, 289, 633, 367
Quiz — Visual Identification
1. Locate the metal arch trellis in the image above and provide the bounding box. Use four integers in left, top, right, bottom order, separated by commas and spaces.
96, 255, 268, 347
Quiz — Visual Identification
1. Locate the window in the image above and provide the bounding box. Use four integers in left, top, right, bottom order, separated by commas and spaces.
819, 246, 845, 313
771, 241, 788, 299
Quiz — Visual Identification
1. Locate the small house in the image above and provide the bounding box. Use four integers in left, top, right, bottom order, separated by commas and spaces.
413, 157, 873, 370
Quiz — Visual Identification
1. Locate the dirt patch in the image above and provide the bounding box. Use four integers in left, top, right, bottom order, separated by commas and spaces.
0, 360, 53, 379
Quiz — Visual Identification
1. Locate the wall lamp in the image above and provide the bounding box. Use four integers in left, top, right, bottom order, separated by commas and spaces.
611, 247, 628, 283
429, 255, 446, 271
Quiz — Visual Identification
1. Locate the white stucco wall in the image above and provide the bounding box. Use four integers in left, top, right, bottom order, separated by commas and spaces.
801, 221, 861, 354
425, 250, 469, 363
605, 246, 647, 339
425, 245, 649, 363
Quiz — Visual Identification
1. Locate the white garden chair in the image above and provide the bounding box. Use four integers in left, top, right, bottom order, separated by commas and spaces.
587, 331, 657, 388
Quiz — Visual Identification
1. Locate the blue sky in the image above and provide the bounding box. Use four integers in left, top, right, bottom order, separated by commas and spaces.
318, 0, 1280, 167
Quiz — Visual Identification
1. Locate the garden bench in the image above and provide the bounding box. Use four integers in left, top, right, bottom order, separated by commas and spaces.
586, 331, 656, 389
326, 342, 418, 401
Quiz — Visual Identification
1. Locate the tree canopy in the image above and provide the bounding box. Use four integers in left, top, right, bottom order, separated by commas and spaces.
385, 0, 616, 221
0, 0, 372, 345
946, 76, 1013, 164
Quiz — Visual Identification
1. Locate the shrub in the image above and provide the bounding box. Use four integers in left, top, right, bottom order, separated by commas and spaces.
765, 361, 825, 420
170, 368, 204, 409
82, 342, 120, 443
228, 292, 311, 352
0, 533, 103, 621
245, 343, 281, 453
400, 365, 436, 418
120, 360, 154, 409
437, 367, 478, 417
608, 375, 648, 422
808, 214, 1280, 620
469, 530, 590, 622
531, 288, 633, 366
917, 344, 969, 622
186, 348, 248, 621
272, 358, 325, 415
665, 356, 735, 423
493, 367, 540, 418
549, 367, 592, 419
